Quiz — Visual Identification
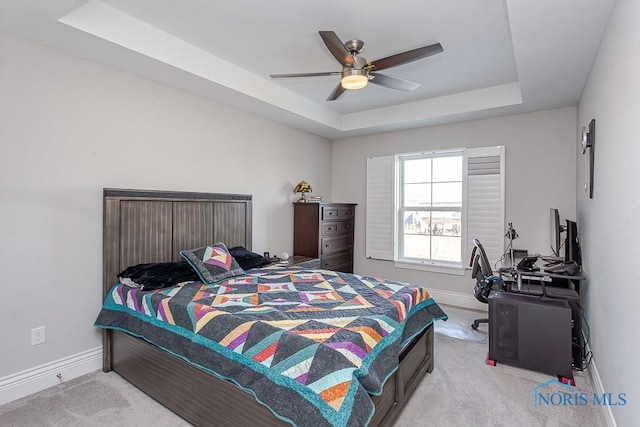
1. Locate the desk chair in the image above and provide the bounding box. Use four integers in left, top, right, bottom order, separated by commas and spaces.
470, 239, 506, 330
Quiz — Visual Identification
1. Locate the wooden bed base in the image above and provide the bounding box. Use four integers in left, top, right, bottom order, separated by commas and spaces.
102, 189, 435, 426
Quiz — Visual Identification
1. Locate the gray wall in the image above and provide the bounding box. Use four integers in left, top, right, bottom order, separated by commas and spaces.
332, 107, 577, 298
0, 33, 332, 377
577, 0, 640, 424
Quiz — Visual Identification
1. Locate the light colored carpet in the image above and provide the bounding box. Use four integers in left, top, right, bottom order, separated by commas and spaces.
434, 305, 488, 343
0, 305, 605, 426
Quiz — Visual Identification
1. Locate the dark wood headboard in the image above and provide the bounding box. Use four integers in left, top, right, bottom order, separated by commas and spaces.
102, 188, 253, 370
102, 188, 253, 298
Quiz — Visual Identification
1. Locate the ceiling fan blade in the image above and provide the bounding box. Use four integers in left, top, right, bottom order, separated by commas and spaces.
270, 71, 341, 78
326, 83, 346, 101
370, 43, 443, 71
369, 73, 420, 92
319, 31, 354, 67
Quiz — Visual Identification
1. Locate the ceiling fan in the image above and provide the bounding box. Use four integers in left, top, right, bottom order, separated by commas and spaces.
270, 31, 444, 101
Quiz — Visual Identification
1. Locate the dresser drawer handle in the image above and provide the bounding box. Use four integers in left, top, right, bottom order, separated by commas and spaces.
325, 244, 330, 248
327, 227, 334, 231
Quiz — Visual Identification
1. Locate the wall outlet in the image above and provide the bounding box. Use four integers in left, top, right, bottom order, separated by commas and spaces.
31, 326, 45, 345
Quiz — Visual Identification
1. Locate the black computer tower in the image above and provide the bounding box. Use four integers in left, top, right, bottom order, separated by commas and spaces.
489, 293, 573, 378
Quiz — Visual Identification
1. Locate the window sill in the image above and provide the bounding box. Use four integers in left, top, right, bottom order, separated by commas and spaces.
394, 260, 466, 276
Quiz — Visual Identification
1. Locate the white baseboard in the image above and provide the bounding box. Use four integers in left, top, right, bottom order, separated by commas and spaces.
427, 288, 488, 312
0, 347, 102, 406
587, 355, 617, 427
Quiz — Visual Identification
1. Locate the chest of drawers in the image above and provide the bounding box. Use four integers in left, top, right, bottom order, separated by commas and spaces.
293, 202, 356, 273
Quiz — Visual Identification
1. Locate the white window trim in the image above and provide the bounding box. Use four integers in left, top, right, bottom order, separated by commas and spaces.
395, 148, 465, 273
393, 260, 466, 275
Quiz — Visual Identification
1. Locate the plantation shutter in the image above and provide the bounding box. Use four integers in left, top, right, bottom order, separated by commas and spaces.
465, 146, 505, 265
365, 155, 395, 260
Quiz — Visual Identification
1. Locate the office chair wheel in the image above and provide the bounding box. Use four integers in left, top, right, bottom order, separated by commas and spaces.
471, 321, 480, 330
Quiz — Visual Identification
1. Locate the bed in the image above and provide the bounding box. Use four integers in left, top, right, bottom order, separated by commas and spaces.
97, 188, 447, 427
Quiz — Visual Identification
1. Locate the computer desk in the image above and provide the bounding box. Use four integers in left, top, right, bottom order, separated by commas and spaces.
498, 265, 587, 369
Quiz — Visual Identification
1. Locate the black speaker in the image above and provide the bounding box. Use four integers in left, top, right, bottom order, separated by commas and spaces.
489, 293, 573, 378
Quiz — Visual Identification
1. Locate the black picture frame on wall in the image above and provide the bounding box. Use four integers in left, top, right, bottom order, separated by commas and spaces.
581, 119, 596, 199
588, 119, 595, 199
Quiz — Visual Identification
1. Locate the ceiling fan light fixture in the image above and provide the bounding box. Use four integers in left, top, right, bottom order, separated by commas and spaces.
341, 69, 368, 90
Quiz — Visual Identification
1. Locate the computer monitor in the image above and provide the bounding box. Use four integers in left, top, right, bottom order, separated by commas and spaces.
550, 208, 562, 257
565, 220, 582, 265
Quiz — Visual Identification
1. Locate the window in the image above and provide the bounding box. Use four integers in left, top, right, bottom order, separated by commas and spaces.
398, 152, 463, 265
366, 146, 505, 274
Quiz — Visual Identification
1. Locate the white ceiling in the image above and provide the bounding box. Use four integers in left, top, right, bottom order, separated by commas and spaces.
0, 0, 614, 139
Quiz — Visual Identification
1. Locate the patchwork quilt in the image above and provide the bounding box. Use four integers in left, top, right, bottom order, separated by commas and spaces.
95, 265, 447, 426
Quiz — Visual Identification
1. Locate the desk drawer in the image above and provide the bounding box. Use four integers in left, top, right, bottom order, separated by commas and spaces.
322, 221, 353, 236
321, 235, 353, 255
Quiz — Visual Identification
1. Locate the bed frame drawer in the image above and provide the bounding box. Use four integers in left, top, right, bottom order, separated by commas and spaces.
399, 327, 433, 397
370, 372, 397, 425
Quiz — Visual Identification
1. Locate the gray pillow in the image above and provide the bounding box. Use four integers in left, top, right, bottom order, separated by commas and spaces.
180, 242, 245, 284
